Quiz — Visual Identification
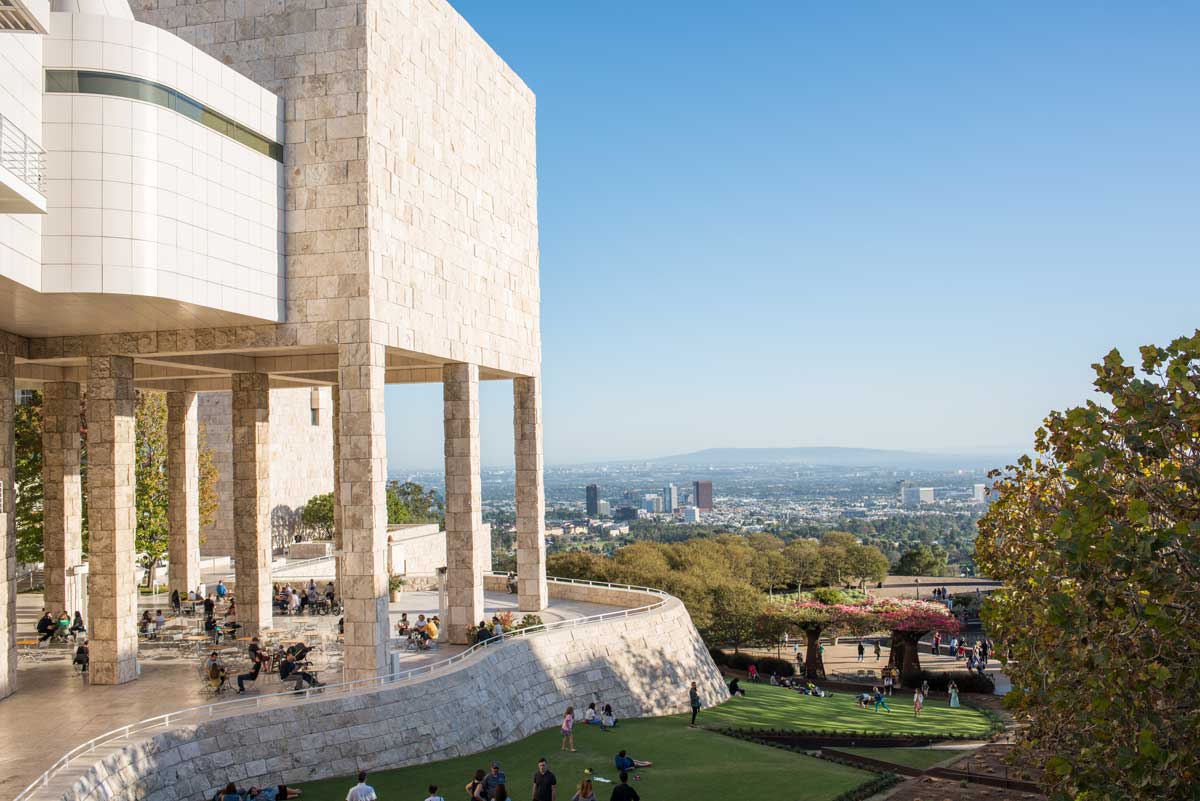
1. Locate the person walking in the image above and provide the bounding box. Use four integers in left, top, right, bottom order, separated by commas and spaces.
856, 641, 865, 662
688, 681, 702, 727
608, 773, 639, 801
465, 769, 487, 801
560, 706, 576, 752
532, 758, 557, 801
483, 762, 506, 799
913, 688, 924, 717
872, 686, 891, 713
873, 640, 881, 661
345, 772, 375, 801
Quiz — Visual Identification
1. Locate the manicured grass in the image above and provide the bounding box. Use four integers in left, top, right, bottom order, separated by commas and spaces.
830, 746, 966, 770
300, 715, 874, 801
703, 682, 994, 736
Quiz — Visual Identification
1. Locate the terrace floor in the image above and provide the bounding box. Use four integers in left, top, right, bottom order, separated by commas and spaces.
1, 587, 618, 800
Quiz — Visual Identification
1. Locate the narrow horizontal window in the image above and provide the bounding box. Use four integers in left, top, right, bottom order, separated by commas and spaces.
45, 69, 282, 162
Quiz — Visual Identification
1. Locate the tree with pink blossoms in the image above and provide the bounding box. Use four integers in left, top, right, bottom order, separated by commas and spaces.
766, 599, 876, 678
866, 599, 960, 682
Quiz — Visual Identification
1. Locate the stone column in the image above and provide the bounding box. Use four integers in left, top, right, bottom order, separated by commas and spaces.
514, 376, 548, 612
331, 385, 343, 595
0, 336, 17, 699
337, 342, 389, 680
86, 356, 138, 685
41, 381, 83, 615
167, 391, 200, 597
232, 374, 272, 636
444, 363, 485, 644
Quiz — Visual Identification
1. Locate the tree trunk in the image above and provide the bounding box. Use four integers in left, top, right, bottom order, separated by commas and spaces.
891, 629, 924, 685
804, 627, 825, 679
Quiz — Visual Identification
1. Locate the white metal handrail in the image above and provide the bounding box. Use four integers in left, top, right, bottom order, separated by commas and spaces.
12, 575, 669, 801
0, 110, 45, 193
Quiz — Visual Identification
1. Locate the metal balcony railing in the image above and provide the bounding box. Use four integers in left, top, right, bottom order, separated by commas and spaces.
0, 110, 46, 194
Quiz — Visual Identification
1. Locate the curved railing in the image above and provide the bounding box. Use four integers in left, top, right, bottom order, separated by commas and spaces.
12, 576, 670, 801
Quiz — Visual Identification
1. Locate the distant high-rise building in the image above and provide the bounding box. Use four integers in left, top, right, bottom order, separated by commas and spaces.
586, 484, 600, 517
900, 485, 935, 506
644, 494, 663, 514
972, 483, 987, 504
693, 480, 713, 511
682, 506, 702, 523
614, 506, 639, 522
663, 483, 677, 513
597, 500, 611, 517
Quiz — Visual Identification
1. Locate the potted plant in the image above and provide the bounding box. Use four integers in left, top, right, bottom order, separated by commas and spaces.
388, 575, 405, 603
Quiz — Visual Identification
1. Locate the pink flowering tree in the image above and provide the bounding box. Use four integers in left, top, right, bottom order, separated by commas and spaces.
866, 599, 961, 682
768, 600, 876, 678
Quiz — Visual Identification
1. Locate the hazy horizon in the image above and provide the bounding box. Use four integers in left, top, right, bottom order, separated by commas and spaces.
384, 1, 1200, 471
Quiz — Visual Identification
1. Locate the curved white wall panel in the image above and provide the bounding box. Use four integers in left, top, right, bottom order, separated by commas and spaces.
38, 10, 285, 323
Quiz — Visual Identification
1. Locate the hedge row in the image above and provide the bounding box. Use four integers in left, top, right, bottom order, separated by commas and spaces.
709, 648, 796, 677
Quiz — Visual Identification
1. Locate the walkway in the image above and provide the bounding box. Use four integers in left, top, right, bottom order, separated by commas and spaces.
2, 588, 617, 801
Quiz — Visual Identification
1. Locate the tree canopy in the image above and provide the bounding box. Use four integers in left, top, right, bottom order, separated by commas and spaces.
976, 332, 1200, 801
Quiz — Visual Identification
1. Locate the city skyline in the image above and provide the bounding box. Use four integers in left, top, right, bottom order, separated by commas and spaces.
383, 1, 1200, 469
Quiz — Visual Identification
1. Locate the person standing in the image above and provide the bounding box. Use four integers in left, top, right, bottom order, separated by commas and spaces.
913, 688, 924, 717
483, 762, 506, 799
216, 580, 228, 602
688, 681, 702, 727
466, 769, 487, 801
932, 632, 941, 656
422, 784, 445, 801
532, 758, 557, 801
948, 680, 960, 708
856, 640, 865, 662
873, 640, 882, 661
345, 772, 375, 801
570, 778, 595, 801
560, 706, 576, 752
607, 773, 639, 801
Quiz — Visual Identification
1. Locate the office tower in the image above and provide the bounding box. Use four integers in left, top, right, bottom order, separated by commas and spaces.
586, 484, 600, 517
693, 480, 713, 511
644, 494, 663, 514
972, 483, 987, 504
662, 483, 677, 513
682, 507, 702, 523
919, 487, 935, 504
597, 500, 611, 517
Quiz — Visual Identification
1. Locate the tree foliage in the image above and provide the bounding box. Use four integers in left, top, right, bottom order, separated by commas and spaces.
300, 492, 335, 537
892, 543, 949, 576
386, 480, 443, 525
135, 392, 170, 586
976, 333, 1200, 801
14, 394, 44, 563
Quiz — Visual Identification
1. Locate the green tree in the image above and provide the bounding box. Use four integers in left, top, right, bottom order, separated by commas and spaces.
845, 544, 889, 588
892, 544, 947, 576
197, 422, 219, 530
300, 492, 335, 537
701, 582, 764, 653
135, 391, 169, 587
976, 333, 1200, 801
386, 480, 443, 525
783, 539, 825, 588
14, 393, 43, 563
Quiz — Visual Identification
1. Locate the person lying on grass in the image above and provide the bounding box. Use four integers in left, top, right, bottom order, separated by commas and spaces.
614, 750, 653, 770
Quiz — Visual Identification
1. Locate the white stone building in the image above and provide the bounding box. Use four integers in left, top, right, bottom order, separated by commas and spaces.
0, 0, 547, 696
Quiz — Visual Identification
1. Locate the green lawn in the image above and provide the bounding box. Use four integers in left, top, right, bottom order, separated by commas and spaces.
828, 746, 967, 770
301, 714, 874, 801
703, 683, 994, 736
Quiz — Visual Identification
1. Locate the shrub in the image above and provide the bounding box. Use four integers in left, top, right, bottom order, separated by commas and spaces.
810, 587, 849, 605
755, 656, 796, 677
708, 647, 729, 666
516, 613, 544, 630
727, 652, 754, 670
909, 669, 995, 694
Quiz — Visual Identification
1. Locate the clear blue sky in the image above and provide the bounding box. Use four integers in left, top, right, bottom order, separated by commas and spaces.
386, 1, 1200, 471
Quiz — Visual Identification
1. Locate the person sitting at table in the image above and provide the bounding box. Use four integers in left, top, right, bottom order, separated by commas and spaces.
204, 651, 228, 689
55, 611, 72, 642
225, 598, 238, 619
286, 641, 314, 663
36, 610, 55, 643
614, 749, 652, 770
70, 611, 86, 640
279, 653, 322, 690
474, 620, 492, 645
248, 636, 262, 662
204, 614, 223, 644
204, 594, 216, 618
171, 589, 182, 614
236, 648, 266, 694
288, 590, 301, 615
73, 639, 89, 673
298, 587, 310, 615
325, 582, 336, 603
396, 613, 411, 636
154, 609, 166, 634
139, 610, 154, 637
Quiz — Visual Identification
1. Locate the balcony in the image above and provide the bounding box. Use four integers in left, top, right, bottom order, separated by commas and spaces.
0, 0, 46, 33
0, 110, 46, 213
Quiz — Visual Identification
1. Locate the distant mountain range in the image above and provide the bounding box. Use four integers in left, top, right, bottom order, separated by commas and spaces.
649, 446, 1017, 470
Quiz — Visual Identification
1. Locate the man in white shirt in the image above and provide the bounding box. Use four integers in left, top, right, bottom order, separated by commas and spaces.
422, 785, 445, 801
346, 772, 376, 801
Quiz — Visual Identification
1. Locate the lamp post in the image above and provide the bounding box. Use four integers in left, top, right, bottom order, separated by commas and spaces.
914, 577, 921, 600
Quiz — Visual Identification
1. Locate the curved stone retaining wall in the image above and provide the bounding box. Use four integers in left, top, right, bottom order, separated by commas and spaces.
51, 590, 726, 801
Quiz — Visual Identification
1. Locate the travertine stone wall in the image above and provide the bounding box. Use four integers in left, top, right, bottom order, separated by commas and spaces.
231, 373, 271, 636
52, 591, 727, 801
0, 335, 18, 700
337, 340, 388, 682
166, 391, 200, 596
41, 381, 83, 614
443, 363, 485, 644
85, 355, 138, 685
199, 388, 333, 558
514, 376, 547, 612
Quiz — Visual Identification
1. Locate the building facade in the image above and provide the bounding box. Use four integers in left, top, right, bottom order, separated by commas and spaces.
585, 483, 599, 517
0, 0, 546, 699
662, 482, 676, 513
693, 479, 713, 511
